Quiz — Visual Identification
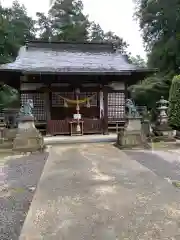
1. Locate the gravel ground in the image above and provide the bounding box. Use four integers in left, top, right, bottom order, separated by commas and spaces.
0, 152, 48, 240
124, 150, 180, 182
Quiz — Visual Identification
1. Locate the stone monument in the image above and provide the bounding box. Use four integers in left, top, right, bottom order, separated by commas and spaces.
0, 116, 6, 144
141, 109, 154, 138
117, 99, 148, 148
13, 99, 44, 152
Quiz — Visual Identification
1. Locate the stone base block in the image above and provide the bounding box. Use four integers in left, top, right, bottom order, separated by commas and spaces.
126, 118, 141, 131
4, 128, 17, 141
117, 130, 149, 149
13, 127, 44, 153
0, 140, 13, 149
149, 135, 176, 143
152, 124, 176, 142
162, 130, 176, 138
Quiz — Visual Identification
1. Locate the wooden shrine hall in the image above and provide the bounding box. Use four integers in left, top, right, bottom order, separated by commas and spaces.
0, 41, 153, 136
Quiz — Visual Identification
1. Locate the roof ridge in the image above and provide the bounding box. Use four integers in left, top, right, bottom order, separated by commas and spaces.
26, 40, 114, 46
26, 41, 115, 53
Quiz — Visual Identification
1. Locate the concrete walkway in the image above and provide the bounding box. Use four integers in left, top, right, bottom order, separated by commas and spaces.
20, 144, 180, 239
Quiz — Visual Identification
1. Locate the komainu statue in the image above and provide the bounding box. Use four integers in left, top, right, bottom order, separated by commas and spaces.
126, 99, 139, 118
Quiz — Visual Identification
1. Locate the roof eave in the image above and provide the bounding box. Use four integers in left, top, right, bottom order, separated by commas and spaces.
0, 68, 157, 75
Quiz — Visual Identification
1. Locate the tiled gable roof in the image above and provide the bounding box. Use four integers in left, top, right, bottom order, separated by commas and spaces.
0, 41, 149, 74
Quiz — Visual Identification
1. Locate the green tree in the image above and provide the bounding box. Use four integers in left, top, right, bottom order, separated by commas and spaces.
0, 84, 19, 109
49, 0, 90, 41
131, 0, 180, 107
168, 75, 180, 129
135, 0, 180, 74
129, 74, 171, 107
130, 55, 147, 67
36, 1, 129, 54
0, 6, 13, 63
88, 22, 129, 54
0, 1, 34, 106
36, 12, 53, 40
103, 31, 129, 54
88, 22, 105, 41
0, 1, 35, 64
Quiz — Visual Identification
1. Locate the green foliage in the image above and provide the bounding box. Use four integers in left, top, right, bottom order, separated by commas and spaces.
48, 0, 90, 41
135, 0, 180, 74
36, 0, 129, 54
0, 0, 130, 61
129, 74, 171, 107
168, 75, 180, 129
129, 55, 147, 67
0, 84, 19, 109
35, 12, 53, 41
132, 0, 180, 107
0, 0, 35, 64
0, 1, 34, 108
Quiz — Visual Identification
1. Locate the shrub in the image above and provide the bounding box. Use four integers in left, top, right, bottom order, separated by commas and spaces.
168, 75, 180, 129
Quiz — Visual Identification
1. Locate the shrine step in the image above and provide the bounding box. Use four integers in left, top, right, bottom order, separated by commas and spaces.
44, 134, 117, 145
0, 140, 13, 149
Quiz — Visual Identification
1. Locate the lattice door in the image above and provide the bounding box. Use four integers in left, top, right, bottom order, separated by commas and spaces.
21, 93, 46, 121
108, 92, 125, 120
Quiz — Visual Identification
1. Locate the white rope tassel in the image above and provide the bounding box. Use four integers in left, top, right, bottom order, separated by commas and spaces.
76, 123, 81, 132
64, 100, 68, 108
86, 99, 90, 108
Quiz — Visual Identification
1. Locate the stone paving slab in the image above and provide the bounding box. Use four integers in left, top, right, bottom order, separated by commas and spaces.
20, 143, 180, 240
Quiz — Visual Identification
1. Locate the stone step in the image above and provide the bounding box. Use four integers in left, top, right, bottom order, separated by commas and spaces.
44, 134, 117, 145
0, 140, 13, 149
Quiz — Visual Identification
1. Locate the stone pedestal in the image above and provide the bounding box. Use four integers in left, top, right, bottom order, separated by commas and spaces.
4, 108, 19, 128
13, 115, 44, 152
152, 123, 176, 142
141, 119, 151, 137
117, 117, 148, 148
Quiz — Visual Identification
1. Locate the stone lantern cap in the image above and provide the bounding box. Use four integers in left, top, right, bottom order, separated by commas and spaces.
156, 96, 169, 106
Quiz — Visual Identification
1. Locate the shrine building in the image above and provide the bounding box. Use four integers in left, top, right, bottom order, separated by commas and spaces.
0, 40, 154, 136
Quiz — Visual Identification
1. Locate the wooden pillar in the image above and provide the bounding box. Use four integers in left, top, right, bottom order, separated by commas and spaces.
44, 85, 51, 136
103, 86, 109, 135
44, 91, 51, 122
99, 90, 104, 118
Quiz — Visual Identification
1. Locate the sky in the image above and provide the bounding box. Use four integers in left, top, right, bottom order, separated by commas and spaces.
2, 0, 146, 59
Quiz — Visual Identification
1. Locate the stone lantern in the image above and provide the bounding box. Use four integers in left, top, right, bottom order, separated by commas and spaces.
156, 96, 169, 125
154, 96, 176, 140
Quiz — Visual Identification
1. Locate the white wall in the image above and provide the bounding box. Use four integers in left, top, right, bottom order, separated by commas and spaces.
20, 83, 44, 91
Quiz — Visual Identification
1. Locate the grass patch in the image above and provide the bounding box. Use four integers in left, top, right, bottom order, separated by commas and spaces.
150, 141, 180, 150
172, 181, 180, 188
0, 152, 13, 162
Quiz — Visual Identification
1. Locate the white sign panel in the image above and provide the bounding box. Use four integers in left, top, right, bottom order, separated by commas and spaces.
73, 114, 81, 120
